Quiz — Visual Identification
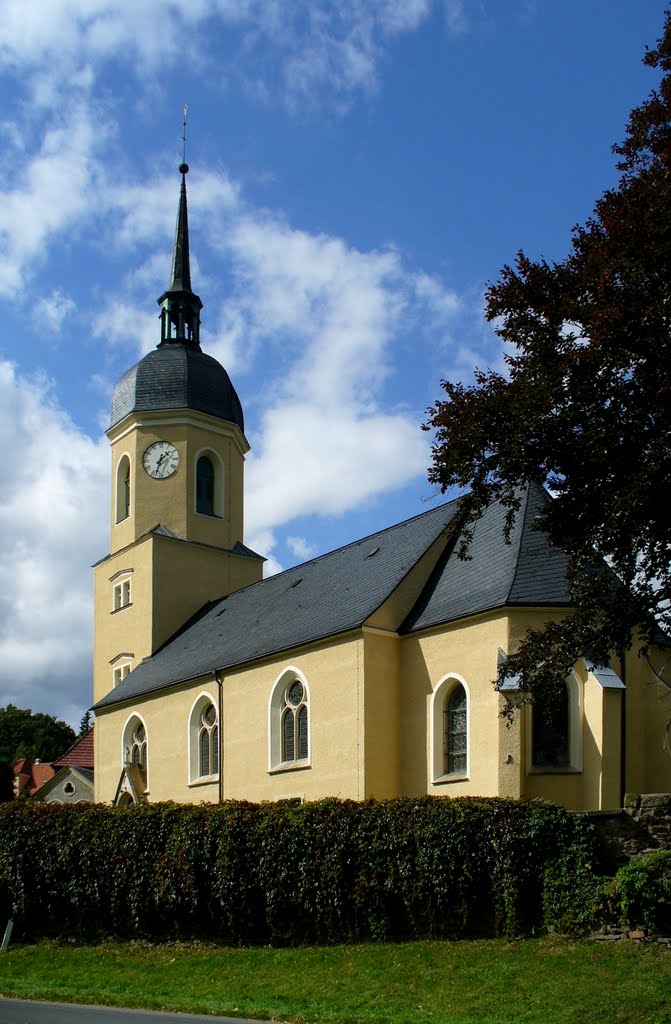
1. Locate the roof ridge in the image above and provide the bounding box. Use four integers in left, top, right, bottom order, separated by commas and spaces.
504, 486, 532, 605
504, 483, 549, 604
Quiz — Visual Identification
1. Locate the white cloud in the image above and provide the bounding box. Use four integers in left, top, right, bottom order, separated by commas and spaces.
0, 1, 436, 111
443, 0, 468, 35
286, 536, 317, 561
33, 289, 77, 335
0, 105, 106, 298
0, 362, 108, 727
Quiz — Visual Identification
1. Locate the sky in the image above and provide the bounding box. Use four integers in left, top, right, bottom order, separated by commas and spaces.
0, 0, 665, 730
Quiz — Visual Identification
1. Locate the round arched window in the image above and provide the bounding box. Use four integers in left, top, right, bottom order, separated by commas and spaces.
281, 681, 308, 762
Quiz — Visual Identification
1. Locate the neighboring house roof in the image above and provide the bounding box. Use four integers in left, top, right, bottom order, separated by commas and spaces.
95, 483, 573, 712
11, 759, 55, 796
34, 765, 94, 802
53, 727, 94, 770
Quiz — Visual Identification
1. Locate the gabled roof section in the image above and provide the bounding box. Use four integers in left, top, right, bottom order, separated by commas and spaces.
94, 498, 462, 709
53, 727, 94, 770
401, 482, 571, 634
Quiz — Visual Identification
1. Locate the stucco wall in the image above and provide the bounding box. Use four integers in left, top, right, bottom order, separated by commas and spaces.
95, 635, 365, 804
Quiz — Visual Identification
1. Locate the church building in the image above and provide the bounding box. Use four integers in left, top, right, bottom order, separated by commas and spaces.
92, 164, 671, 810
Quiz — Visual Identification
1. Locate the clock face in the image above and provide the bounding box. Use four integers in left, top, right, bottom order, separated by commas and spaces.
142, 441, 179, 479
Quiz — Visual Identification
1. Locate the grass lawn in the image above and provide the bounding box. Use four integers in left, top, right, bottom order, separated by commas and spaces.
0, 937, 670, 1024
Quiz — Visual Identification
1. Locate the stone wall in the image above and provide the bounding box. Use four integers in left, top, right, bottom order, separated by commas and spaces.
585, 794, 671, 871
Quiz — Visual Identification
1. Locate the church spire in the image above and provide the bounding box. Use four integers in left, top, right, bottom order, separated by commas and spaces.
157, 159, 203, 348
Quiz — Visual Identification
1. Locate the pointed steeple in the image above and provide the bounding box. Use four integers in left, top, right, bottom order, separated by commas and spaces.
157, 162, 203, 348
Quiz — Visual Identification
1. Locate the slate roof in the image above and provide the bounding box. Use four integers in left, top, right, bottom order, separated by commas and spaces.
110, 344, 245, 432
95, 483, 573, 712
401, 483, 571, 633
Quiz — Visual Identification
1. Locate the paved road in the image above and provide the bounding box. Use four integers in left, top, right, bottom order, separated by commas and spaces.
0, 999, 276, 1024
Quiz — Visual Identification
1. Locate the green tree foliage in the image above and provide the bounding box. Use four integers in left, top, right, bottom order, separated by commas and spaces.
0, 705, 76, 801
78, 710, 92, 737
425, 14, 671, 711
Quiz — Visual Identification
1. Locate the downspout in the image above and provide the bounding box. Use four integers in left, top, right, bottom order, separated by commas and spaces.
619, 651, 627, 808
215, 669, 224, 804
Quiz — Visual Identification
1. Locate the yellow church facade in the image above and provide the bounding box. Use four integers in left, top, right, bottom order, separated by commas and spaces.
92, 164, 671, 811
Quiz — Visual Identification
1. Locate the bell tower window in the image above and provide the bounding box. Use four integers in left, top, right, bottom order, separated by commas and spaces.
196, 455, 215, 516
115, 455, 131, 523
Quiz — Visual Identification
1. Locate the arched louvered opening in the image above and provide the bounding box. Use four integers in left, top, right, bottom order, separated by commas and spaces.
115, 455, 131, 523
196, 455, 215, 515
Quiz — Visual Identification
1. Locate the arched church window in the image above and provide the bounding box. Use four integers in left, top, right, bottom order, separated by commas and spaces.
115, 455, 131, 523
430, 674, 469, 783
130, 723, 147, 769
196, 456, 215, 516
281, 681, 309, 763
198, 702, 219, 777
532, 683, 570, 768
269, 669, 311, 772
189, 693, 220, 784
122, 714, 148, 790
444, 684, 467, 775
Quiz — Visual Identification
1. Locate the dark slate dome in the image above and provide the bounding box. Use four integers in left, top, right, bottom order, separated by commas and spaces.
110, 344, 244, 432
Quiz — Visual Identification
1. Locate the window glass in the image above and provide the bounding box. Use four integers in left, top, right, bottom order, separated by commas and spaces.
196, 456, 215, 515
532, 686, 569, 767
444, 685, 467, 774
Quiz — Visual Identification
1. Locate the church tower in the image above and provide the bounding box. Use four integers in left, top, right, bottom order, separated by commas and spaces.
93, 162, 263, 705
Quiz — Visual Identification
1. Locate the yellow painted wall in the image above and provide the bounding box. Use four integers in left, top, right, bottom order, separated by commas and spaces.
93, 584, 671, 809
108, 409, 248, 555
362, 630, 401, 798
399, 612, 507, 798
623, 646, 671, 794
95, 635, 365, 805
93, 537, 154, 705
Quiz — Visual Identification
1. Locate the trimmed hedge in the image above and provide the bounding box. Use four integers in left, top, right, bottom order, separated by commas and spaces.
0, 797, 600, 944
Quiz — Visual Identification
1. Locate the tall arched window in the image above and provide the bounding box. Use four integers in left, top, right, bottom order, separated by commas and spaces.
189, 693, 220, 784
121, 714, 148, 790
199, 703, 219, 777
115, 455, 131, 523
196, 456, 215, 516
532, 683, 569, 767
444, 684, 467, 775
430, 674, 469, 783
281, 681, 309, 763
269, 669, 310, 771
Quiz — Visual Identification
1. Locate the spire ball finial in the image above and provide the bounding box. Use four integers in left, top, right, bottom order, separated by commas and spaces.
179, 162, 189, 175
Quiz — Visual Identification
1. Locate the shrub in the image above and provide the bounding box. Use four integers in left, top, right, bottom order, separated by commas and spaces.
0, 797, 599, 945
612, 850, 671, 936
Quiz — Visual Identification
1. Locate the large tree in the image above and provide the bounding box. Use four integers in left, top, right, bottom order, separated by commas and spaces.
0, 705, 76, 801
425, 14, 671, 713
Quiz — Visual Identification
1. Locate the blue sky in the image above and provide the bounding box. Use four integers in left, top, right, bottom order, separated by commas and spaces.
0, 0, 664, 728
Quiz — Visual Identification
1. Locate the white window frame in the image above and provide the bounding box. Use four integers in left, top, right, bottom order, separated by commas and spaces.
268, 666, 311, 773
188, 691, 220, 785
194, 447, 225, 519
121, 712, 149, 791
110, 569, 133, 612
429, 673, 470, 785
111, 652, 133, 688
